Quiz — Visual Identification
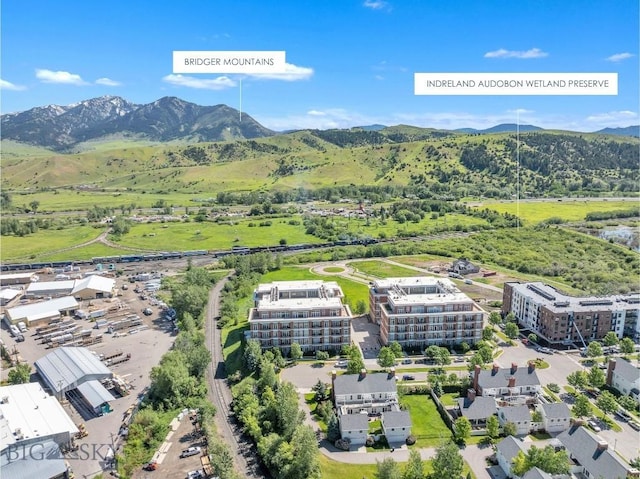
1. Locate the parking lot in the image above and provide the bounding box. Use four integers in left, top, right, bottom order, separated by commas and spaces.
1, 273, 178, 479
132, 412, 207, 479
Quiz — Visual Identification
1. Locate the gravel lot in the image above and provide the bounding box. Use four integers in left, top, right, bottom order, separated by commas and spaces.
1, 272, 178, 479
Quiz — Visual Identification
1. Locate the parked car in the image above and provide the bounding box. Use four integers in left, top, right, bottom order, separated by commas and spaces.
402, 375, 416, 381
143, 461, 157, 471
615, 409, 631, 421
186, 471, 204, 479
15, 334, 25, 343
335, 360, 348, 368
180, 446, 201, 458
401, 359, 412, 365
587, 419, 601, 432
628, 420, 640, 431
143, 308, 153, 316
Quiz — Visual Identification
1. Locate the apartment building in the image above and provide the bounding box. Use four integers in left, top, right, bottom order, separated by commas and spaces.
370, 277, 484, 348
248, 280, 352, 353
502, 282, 640, 345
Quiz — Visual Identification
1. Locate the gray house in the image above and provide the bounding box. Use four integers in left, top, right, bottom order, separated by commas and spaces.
558, 425, 639, 479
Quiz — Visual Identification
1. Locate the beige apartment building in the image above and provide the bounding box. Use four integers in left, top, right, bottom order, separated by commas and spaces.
248, 280, 352, 353
370, 277, 484, 349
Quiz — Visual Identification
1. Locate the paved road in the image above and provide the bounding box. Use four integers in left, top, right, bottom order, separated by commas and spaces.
204, 274, 267, 479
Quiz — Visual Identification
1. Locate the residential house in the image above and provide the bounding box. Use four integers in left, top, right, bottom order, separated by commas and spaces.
338, 413, 369, 446
606, 358, 640, 402
498, 404, 531, 436
452, 258, 480, 275
558, 425, 639, 479
457, 388, 497, 427
381, 410, 412, 445
521, 468, 553, 479
473, 362, 542, 398
332, 370, 399, 415
537, 402, 571, 433
496, 436, 530, 478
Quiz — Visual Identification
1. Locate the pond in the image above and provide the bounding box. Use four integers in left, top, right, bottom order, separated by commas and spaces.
598, 225, 639, 251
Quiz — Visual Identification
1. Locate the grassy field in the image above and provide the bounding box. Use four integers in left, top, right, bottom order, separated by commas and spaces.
319, 454, 378, 479
400, 395, 452, 447
349, 260, 423, 278
110, 218, 323, 251
37, 243, 135, 261
0, 225, 105, 261
259, 267, 370, 313
475, 199, 638, 224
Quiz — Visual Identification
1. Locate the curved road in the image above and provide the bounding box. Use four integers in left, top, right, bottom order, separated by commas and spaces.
204, 274, 267, 479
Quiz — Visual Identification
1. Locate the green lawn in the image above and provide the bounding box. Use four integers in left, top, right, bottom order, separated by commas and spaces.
1, 225, 105, 261
476, 199, 638, 224
260, 267, 370, 313
349, 260, 423, 278
324, 266, 345, 273
111, 218, 322, 251
319, 454, 378, 479
439, 393, 461, 407
36, 243, 134, 261
400, 395, 452, 446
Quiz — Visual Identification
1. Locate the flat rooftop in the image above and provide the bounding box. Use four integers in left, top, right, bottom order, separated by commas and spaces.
0, 383, 78, 447
509, 282, 640, 313
253, 297, 347, 311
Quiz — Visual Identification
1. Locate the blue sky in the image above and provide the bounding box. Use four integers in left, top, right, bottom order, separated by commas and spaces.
1, 0, 638, 131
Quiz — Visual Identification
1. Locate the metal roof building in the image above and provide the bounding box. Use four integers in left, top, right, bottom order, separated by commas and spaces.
0, 383, 78, 462
5, 297, 78, 326
77, 380, 114, 415
25, 281, 75, 298
71, 275, 115, 300
34, 347, 112, 399
0, 439, 69, 479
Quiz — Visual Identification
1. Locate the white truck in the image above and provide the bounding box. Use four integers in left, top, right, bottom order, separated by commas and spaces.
17, 322, 27, 333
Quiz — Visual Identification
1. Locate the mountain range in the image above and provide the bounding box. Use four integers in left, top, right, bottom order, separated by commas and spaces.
0, 96, 274, 151
1, 96, 638, 152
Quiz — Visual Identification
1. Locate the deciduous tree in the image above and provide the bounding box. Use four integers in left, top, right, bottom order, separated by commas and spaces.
431, 441, 464, 479
572, 394, 591, 418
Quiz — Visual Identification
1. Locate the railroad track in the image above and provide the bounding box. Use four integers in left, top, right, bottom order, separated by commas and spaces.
204, 274, 266, 479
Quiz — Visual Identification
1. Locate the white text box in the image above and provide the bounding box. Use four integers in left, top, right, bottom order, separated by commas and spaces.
173, 51, 286, 74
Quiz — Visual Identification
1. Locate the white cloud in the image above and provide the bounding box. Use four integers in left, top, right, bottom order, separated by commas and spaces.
484, 48, 548, 59
0, 79, 26, 91
257, 107, 638, 133
35, 69, 88, 85
363, 0, 390, 10
162, 74, 236, 90
606, 52, 634, 62
585, 110, 637, 124
247, 63, 314, 81
95, 77, 122, 86
374, 75, 385, 81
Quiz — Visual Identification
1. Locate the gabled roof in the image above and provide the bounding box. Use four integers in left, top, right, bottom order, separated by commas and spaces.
499, 405, 531, 423
77, 379, 113, 408
612, 358, 640, 384
0, 439, 68, 479
381, 410, 411, 429
496, 435, 529, 462
333, 372, 397, 397
339, 413, 369, 432
34, 347, 112, 393
541, 402, 570, 419
457, 396, 497, 421
558, 425, 630, 479
71, 275, 115, 294
6, 296, 78, 321
522, 467, 553, 479
477, 366, 540, 390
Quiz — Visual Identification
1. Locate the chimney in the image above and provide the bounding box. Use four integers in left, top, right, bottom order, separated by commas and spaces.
508, 376, 516, 388
473, 364, 481, 391
606, 359, 616, 386
596, 440, 608, 452
388, 367, 395, 380
510, 363, 518, 374
331, 370, 337, 402
492, 363, 499, 376
528, 361, 536, 373
359, 369, 367, 381
467, 388, 476, 402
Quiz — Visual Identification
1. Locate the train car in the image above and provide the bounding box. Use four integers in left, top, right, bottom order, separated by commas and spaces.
183, 250, 208, 256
